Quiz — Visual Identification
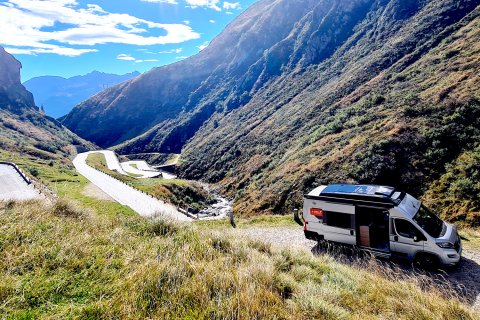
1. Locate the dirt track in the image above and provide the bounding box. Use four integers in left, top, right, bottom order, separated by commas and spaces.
235, 226, 480, 311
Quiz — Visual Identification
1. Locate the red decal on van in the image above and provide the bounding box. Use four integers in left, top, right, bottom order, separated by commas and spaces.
310, 208, 324, 218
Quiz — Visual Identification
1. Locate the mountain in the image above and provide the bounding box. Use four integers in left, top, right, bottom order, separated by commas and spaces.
64, 0, 480, 224
63, 0, 325, 148
24, 71, 140, 118
0, 47, 35, 112
0, 46, 94, 159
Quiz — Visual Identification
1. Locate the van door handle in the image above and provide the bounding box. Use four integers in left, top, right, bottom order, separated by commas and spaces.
393, 236, 398, 241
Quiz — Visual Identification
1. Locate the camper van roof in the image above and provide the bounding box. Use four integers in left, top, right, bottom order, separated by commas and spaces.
306, 184, 400, 207
322, 184, 395, 197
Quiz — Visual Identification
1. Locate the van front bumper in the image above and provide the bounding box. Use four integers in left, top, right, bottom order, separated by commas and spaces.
441, 243, 462, 266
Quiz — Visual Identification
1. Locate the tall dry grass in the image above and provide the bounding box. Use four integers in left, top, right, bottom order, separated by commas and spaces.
0, 200, 477, 319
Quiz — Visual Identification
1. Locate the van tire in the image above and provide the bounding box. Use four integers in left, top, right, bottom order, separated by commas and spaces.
414, 253, 440, 270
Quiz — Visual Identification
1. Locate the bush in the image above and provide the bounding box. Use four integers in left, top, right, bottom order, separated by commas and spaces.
52, 200, 84, 219
28, 167, 39, 177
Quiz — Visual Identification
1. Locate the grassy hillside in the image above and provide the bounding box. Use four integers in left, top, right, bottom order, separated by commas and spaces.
181, 2, 480, 226
0, 109, 94, 162
1, 200, 478, 319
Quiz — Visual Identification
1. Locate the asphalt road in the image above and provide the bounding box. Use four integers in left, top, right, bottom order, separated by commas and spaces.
0, 165, 40, 201
121, 160, 162, 178
73, 152, 191, 221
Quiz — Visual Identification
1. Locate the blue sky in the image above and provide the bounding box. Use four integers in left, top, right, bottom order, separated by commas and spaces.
0, 0, 257, 81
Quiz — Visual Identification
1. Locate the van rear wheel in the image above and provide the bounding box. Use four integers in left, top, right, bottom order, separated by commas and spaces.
414, 253, 440, 270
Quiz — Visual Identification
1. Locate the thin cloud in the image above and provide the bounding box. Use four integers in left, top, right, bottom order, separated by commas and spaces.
223, 2, 241, 10
142, 0, 221, 11
186, 0, 221, 11
135, 59, 160, 63
117, 54, 136, 61
142, 0, 178, 3
159, 48, 183, 54
0, 0, 200, 56
6, 46, 97, 57
209, 20, 216, 23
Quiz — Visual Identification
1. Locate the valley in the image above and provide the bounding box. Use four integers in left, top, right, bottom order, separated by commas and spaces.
61, 0, 480, 226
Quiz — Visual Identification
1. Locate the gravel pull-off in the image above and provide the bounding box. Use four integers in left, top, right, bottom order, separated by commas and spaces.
82, 182, 115, 202
235, 226, 480, 311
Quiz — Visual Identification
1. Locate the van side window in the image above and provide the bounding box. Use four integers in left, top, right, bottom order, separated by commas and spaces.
325, 211, 353, 229
394, 219, 421, 239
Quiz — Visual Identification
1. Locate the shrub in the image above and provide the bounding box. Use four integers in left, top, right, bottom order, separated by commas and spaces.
52, 200, 84, 219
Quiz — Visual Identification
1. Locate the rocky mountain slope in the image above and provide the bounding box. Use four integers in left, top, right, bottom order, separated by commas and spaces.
64, 0, 480, 224
0, 47, 94, 160
0, 47, 35, 113
181, 0, 480, 224
24, 71, 140, 118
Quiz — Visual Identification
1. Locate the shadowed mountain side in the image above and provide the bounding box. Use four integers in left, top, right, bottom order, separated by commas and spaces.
63, 0, 323, 149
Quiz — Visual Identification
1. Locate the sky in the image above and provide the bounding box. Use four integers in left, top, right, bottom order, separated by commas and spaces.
0, 0, 257, 81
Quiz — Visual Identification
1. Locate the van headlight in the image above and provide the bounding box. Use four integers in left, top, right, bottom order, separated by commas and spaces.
436, 242, 454, 249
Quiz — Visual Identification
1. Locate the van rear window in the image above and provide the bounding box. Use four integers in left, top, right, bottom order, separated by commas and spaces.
325, 211, 353, 229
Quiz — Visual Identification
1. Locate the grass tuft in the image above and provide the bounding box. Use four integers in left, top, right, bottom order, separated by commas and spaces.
51, 199, 86, 219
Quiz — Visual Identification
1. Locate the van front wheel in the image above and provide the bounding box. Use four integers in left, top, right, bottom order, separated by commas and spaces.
414, 253, 440, 270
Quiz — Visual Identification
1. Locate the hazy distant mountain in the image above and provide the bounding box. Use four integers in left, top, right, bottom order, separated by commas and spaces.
63, 0, 480, 223
0, 46, 94, 158
24, 71, 140, 118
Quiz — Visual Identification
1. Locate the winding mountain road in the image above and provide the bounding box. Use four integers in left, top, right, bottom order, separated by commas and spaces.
121, 160, 162, 178
73, 151, 191, 221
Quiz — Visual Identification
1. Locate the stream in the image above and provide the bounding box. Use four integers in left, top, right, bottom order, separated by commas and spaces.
195, 183, 233, 220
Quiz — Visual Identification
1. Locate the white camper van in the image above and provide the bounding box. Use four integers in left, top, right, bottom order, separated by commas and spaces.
296, 184, 462, 266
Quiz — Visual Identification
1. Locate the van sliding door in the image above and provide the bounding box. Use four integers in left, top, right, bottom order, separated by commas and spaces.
355, 206, 390, 252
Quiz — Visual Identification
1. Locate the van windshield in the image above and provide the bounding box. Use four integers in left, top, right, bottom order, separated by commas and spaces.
413, 205, 444, 238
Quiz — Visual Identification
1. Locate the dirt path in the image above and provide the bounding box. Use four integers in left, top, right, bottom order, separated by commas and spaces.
234, 226, 480, 311
82, 182, 115, 201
